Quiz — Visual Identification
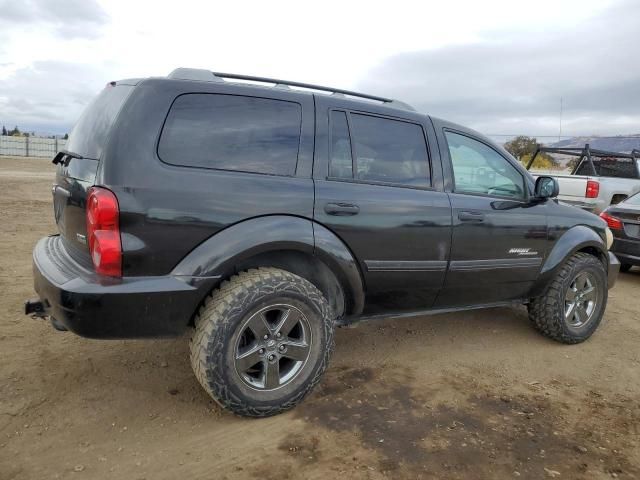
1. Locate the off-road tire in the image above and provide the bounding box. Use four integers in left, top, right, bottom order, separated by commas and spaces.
190, 267, 335, 417
528, 253, 607, 344
620, 263, 633, 273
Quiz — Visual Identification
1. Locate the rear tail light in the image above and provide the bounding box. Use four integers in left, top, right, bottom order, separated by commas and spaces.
86, 187, 121, 277
585, 180, 600, 198
600, 211, 623, 230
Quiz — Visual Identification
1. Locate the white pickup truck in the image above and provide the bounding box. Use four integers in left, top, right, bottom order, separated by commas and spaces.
527, 146, 640, 214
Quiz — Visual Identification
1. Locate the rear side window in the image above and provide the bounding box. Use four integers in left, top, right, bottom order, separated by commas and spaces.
329, 111, 353, 179
65, 84, 133, 160
328, 112, 430, 187
158, 94, 302, 176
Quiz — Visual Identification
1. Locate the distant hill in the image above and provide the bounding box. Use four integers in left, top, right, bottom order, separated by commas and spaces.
548, 135, 640, 153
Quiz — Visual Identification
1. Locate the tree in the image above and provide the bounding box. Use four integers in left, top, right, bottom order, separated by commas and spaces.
566, 157, 580, 172
1, 126, 6, 136
504, 135, 560, 170
520, 152, 560, 170
63, 133, 69, 140
8, 126, 20, 136
504, 136, 538, 160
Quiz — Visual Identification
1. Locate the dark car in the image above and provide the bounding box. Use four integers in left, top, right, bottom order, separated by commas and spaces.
600, 192, 640, 272
25, 68, 620, 417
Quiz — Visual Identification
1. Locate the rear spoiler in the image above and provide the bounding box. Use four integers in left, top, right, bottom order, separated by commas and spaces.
52, 150, 84, 166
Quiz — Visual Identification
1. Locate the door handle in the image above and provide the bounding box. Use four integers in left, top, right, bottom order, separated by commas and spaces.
324, 202, 360, 216
458, 210, 485, 222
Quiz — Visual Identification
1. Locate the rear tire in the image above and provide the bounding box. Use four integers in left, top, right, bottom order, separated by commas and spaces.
620, 263, 633, 273
190, 267, 335, 417
528, 253, 607, 344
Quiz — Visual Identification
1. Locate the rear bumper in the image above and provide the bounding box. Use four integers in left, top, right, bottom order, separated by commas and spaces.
30, 236, 218, 338
613, 252, 640, 266
611, 238, 640, 266
608, 251, 620, 289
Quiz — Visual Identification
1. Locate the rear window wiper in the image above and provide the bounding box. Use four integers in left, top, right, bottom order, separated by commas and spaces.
52, 150, 84, 165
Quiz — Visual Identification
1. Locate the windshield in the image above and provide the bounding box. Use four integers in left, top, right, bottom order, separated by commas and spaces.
65, 84, 133, 160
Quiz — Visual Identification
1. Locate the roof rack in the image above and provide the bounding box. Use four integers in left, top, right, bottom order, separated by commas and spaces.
167, 68, 415, 111
525, 143, 640, 175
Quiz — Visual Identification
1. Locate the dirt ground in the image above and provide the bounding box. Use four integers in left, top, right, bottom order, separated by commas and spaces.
1, 157, 639, 480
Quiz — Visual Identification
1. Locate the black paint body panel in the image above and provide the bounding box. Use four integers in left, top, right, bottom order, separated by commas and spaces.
29, 76, 619, 338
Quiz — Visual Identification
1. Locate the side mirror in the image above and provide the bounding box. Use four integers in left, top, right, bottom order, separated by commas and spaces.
534, 176, 559, 199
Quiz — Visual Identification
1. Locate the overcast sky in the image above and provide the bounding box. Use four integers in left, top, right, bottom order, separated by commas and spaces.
0, 0, 638, 138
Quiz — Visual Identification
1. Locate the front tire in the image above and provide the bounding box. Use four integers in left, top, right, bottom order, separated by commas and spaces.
528, 253, 607, 344
190, 267, 335, 417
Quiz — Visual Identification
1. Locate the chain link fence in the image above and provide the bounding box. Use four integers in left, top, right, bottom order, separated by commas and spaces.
0, 135, 67, 158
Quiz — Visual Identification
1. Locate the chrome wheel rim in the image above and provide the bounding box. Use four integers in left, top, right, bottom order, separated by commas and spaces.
234, 304, 312, 391
564, 271, 598, 328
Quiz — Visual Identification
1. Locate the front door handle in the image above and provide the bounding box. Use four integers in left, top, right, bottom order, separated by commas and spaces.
325, 202, 360, 216
458, 210, 485, 222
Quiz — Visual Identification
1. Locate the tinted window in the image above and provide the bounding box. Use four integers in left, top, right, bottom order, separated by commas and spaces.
158, 94, 301, 176
329, 111, 353, 179
66, 84, 133, 160
350, 114, 430, 187
446, 132, 525, 199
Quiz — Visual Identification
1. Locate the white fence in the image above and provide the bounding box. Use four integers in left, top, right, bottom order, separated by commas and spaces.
0, 135, 67, 158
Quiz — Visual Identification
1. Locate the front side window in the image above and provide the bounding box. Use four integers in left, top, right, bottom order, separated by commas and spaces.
445, 132, 525, 200
158, 94, 301, 176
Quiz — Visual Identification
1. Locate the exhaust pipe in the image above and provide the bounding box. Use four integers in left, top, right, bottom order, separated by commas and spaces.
25, 298, 46, 317
24, 298, 67, 331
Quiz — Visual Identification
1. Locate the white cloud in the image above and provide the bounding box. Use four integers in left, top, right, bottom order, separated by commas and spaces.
0, 0, 629, 135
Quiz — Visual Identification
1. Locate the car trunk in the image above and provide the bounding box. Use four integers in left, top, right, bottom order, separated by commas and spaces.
52, 83, 133, 263
608, 203, 640, 240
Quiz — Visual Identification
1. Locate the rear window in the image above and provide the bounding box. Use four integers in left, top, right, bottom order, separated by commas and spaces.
575, 158, 640, 178
65, 84, 133, 160
158, 94, 302, 176
625, 192, 640, 205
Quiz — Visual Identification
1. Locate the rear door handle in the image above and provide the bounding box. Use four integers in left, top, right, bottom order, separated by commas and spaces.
324, 202, 360, 216
458, 210, 485, 222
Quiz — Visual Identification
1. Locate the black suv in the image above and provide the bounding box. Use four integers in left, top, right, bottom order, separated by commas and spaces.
26, 68, 620, 417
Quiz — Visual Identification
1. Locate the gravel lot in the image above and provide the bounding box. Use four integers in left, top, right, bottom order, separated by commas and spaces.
1, 157, 639, 480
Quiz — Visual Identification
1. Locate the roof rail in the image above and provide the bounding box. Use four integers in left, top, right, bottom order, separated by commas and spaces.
167, 68, 415, 111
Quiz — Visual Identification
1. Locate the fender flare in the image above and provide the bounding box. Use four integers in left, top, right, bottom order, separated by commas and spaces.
171, 215, 365, 316
530, 225, 608, 297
